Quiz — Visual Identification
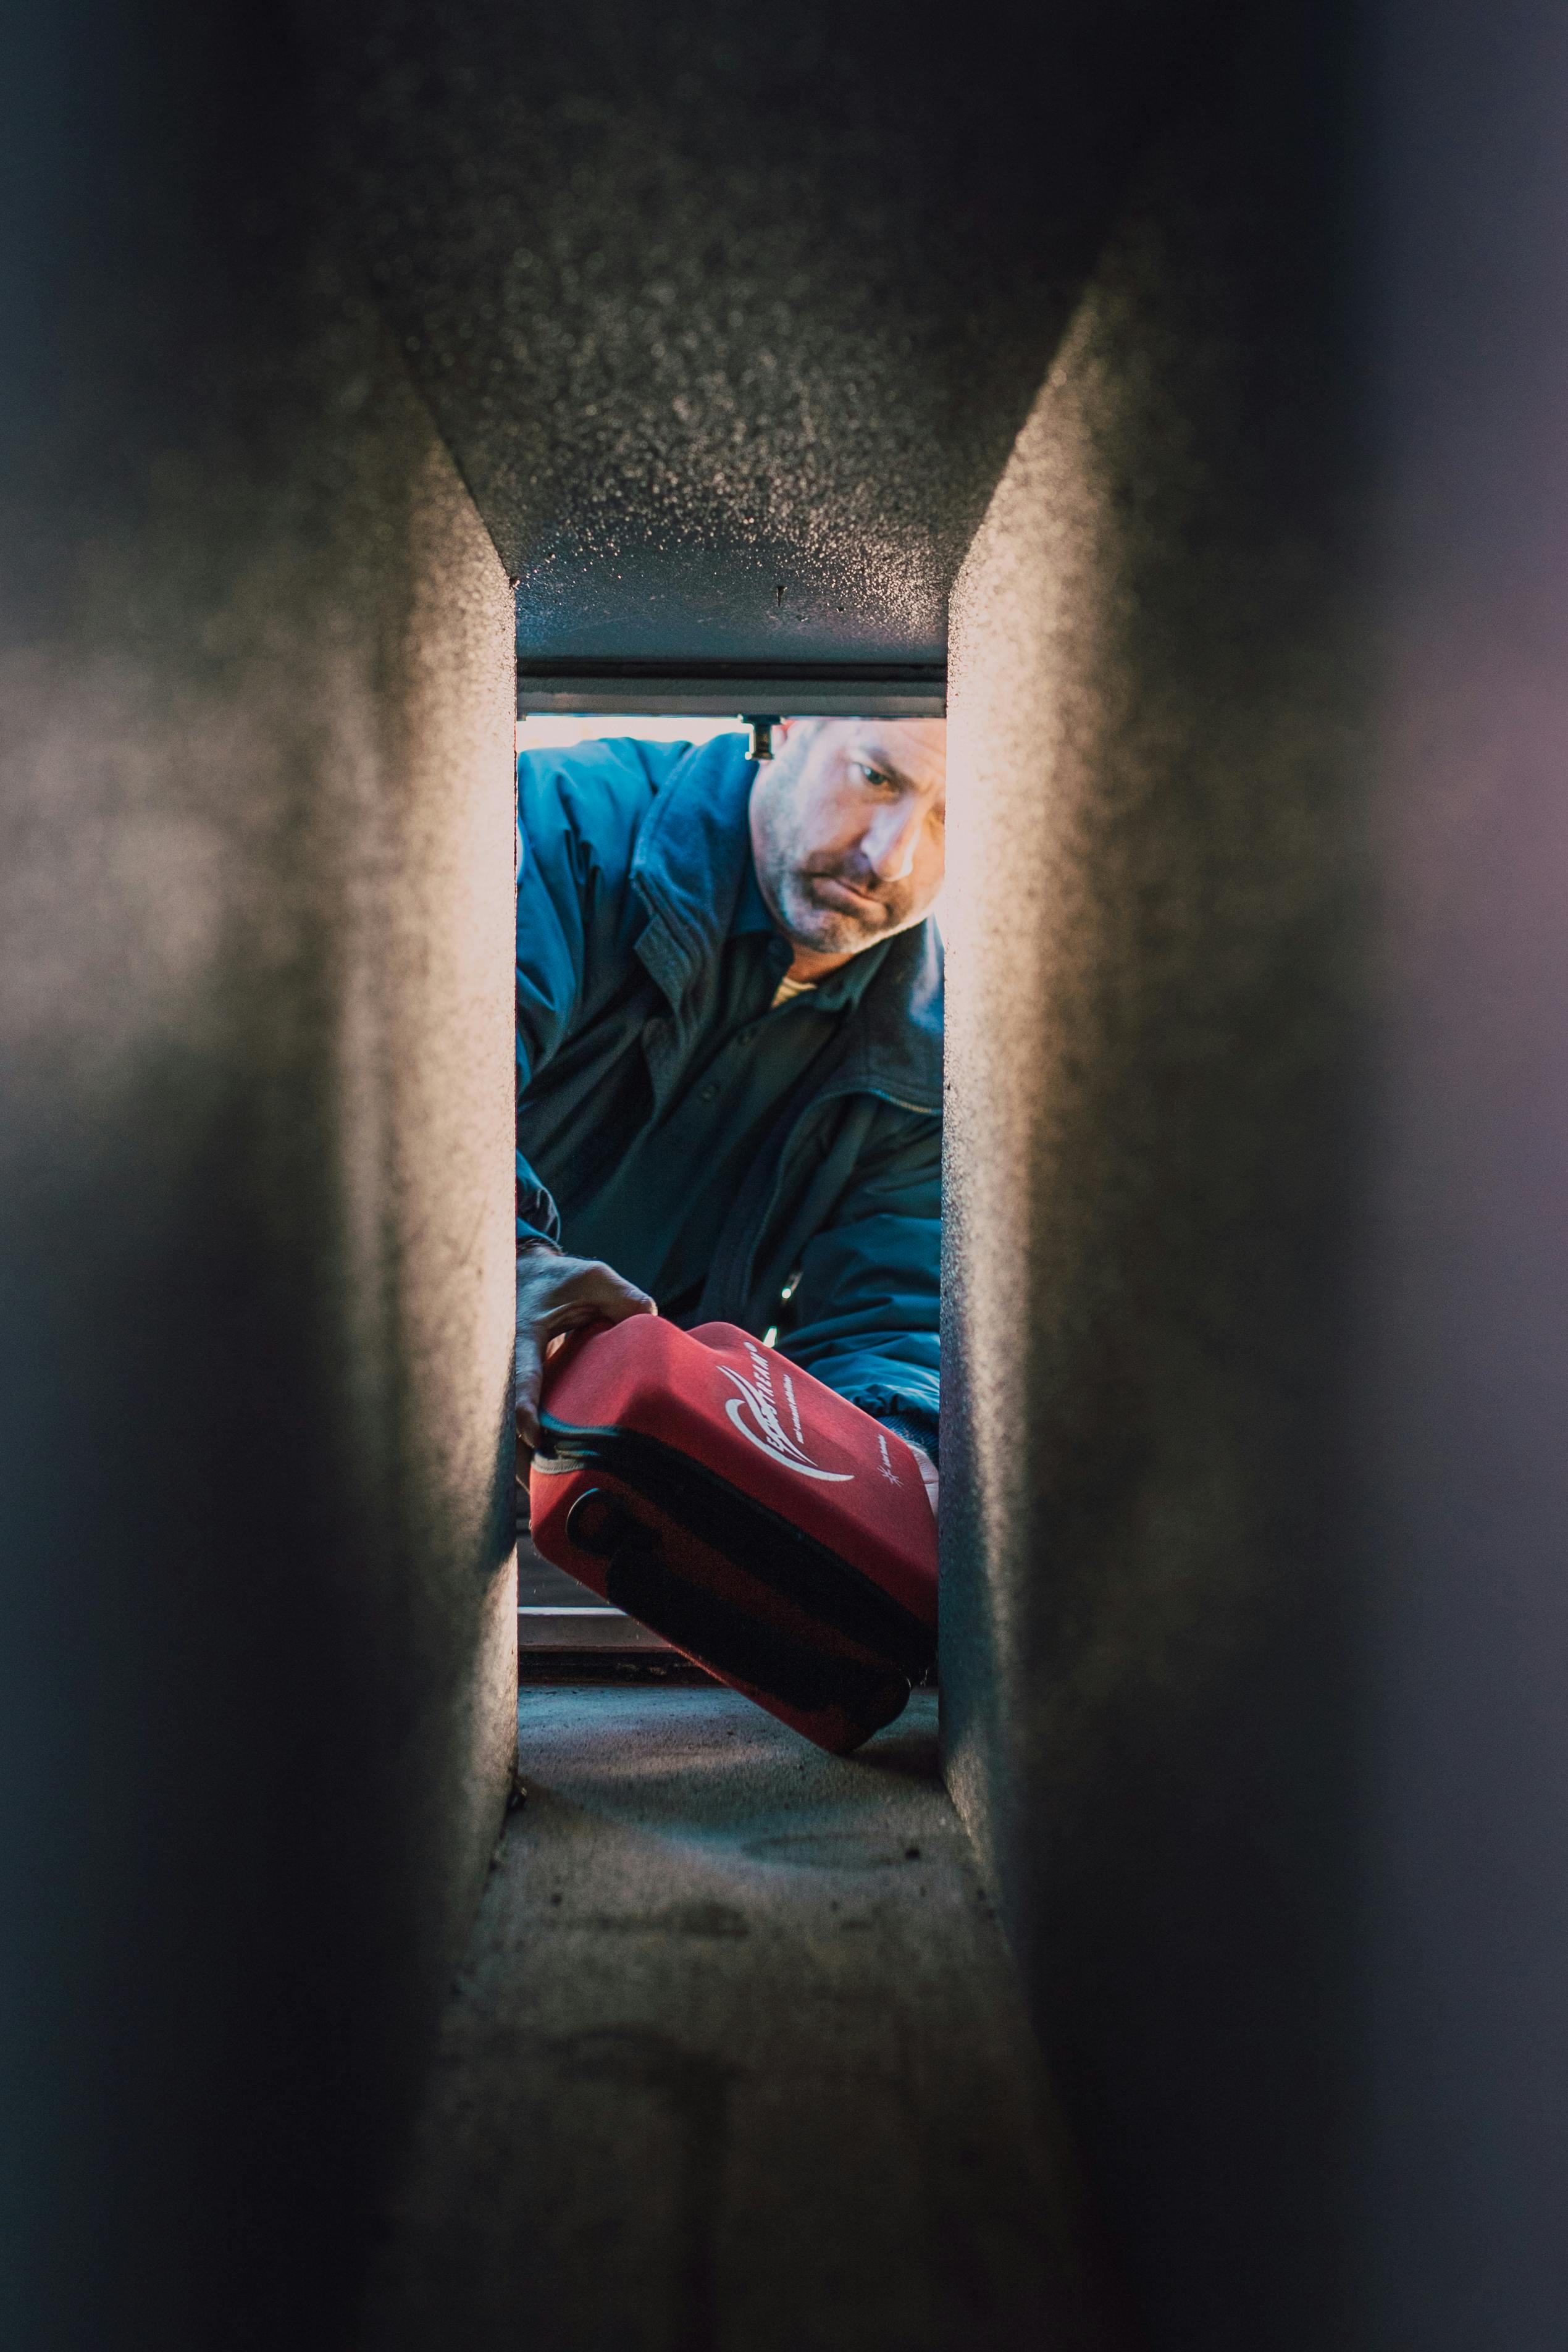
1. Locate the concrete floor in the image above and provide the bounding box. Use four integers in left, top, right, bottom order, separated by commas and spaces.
361, 1686, 1120, 2352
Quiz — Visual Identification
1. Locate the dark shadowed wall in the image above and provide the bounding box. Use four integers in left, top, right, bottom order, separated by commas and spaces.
12, 1, 1568, 2344
942, 4, 1568, 2346
0, 10, 517, 2346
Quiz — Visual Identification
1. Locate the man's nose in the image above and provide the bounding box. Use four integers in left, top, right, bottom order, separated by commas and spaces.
862, 798, 923, 881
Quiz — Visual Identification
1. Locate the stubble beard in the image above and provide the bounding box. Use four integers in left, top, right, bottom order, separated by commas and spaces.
754, 745, 918, 955
771, 867, 889, 956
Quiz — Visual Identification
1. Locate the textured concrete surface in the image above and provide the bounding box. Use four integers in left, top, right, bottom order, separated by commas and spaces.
942, 5, 1568, 2348
19, 6, 1568, 2349
942, 13, 1364, 2349
1, 16, 518, 2345
311, 0, 1218, 669
362, 1688, 1119, 2352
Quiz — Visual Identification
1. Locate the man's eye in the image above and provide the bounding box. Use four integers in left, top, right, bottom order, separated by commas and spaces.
851, 760, 894, 789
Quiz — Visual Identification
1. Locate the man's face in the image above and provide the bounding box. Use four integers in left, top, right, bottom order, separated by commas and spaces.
747, 717, 947, 959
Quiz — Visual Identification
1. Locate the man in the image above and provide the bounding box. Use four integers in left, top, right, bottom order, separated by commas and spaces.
514, 715, 945, 1503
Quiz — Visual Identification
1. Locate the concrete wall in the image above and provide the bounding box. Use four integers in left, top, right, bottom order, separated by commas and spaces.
0, 15, 518, 2346
942, 4, 1568, 2346
313, 0, 1211, 676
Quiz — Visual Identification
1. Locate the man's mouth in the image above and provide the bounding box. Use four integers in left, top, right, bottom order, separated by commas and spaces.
812, 874, 887, 918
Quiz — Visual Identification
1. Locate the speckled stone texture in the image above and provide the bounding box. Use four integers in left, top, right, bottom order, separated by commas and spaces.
361, 1687, 1122, 2352
943, 6, 1568, 2349
941, 15, 1364, 2350
309, 0, 1212, 669
0, 15, 517, 2346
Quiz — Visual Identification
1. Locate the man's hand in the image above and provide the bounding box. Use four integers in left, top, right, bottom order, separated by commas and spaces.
516, 1245, 655, 1456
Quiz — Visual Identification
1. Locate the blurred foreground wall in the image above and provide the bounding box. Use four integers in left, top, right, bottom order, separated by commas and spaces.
0, 11, 518, 2345
942, 6, 1568, 2346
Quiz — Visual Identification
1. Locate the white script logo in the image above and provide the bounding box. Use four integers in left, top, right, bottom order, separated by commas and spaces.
719, 1344, 854, 1482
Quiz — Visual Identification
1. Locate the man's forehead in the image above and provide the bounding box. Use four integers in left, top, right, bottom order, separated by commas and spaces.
837, 716, 947, 789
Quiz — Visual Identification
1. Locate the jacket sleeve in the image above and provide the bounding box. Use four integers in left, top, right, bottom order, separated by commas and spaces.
514, 778, 576, 1249
778, 1111, 941, 1458
514, 741, 672, 1250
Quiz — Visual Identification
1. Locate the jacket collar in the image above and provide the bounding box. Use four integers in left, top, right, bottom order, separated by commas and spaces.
631, 733, 943, 1115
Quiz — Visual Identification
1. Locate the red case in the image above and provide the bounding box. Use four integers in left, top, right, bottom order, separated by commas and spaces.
529, 1319, 937, 1754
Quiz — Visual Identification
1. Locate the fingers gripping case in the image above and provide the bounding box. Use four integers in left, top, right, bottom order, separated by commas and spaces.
529, 1319, 937, 1754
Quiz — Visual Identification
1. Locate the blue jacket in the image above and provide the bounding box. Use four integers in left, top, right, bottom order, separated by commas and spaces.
516, 733, 942, 1451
